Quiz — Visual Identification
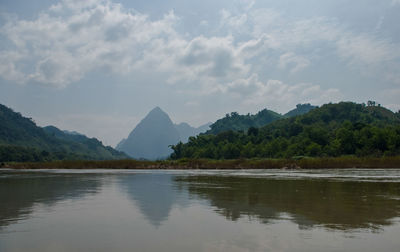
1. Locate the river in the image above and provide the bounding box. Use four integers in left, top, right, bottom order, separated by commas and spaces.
1, 169, 400, 251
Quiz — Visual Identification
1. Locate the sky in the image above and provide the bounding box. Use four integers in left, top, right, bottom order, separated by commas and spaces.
1, 0, 400, 147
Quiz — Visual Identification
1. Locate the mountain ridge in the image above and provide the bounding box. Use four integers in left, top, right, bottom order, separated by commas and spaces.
116, 107, 181, 160
116, 107, 211, 160
0, 103, 127, 162
171, 102, 400, 159
205, 103, 317, 135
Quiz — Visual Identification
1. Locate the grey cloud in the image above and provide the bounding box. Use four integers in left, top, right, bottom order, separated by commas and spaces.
222, 74, 342, 109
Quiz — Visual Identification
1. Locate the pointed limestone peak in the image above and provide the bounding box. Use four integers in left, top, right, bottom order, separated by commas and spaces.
144, 106, 170, 121
149, 106, 163, 114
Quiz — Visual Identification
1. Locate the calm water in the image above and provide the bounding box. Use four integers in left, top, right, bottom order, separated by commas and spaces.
1, 169, 400, 252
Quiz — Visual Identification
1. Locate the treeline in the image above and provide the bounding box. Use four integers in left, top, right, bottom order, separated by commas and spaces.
171, 102, 400, 159
206, 109, 282, 135
206, 103, 316, 135
0, 145, 121, 162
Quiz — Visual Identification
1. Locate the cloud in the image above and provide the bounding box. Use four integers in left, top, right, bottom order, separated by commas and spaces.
0, 0, 250, 91
219, 6, 400, 79
336, 34, 399, 67
222, 74, 342, 111
278, 52, 310, 73
0, 0, 179, 86
1, 0, 399, 104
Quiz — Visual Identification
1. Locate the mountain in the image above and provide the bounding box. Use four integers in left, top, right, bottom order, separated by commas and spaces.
175, 122, 211, 143
284, 103, 317, 118
205, 104, 317, 135
116, 104, 316, 159
116, 107, 180, 160
115, 138, 126, 150
116, 107, 211, 160
206, 109, 283, 135
171, 102, 400, 159
0, 103, 127, 162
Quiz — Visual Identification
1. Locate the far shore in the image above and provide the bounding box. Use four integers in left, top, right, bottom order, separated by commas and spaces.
1, 156, 400, 170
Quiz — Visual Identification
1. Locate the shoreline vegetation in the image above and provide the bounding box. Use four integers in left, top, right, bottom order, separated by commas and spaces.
2, 156, 400, 170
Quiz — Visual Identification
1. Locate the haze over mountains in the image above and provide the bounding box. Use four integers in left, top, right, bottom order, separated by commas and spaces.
116, 104, 316, 160
4, 100, 396, 162
116, 107, 211, 160
0, 102, 316, 162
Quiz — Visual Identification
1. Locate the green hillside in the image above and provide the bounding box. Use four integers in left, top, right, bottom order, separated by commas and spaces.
171, 102, 400, 159
284, 103, 317, 118
205, 104, 317, 135
0, 104, 127, 162
206, 109, 283, 135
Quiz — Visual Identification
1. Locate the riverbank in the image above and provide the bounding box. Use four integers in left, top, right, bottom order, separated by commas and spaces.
2, 156, 400, 169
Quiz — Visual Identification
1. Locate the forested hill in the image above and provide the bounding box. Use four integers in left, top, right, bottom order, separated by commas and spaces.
205, 104, 316, 135
0, 104, 127, 162
284, 103, 317, 118
206, 109, 282, 135
171, 102, 400, 159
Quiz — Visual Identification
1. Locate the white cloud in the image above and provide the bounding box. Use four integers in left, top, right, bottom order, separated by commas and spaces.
219, 6, 400, 79
220, 9, 248, 31
222, 74, 342, 112
1, 0, 399, 110
336, 34, 399, 67
278, 52, 310, 73
0, 0, 180, 87
0, 0, 250, 91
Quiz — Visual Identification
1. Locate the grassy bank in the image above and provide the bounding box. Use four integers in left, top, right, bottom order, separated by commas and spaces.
2, 156, 400, 170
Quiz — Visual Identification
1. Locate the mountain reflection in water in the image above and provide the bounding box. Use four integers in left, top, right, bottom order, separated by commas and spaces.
175, 175, 400, 231
118, 173, 189, 227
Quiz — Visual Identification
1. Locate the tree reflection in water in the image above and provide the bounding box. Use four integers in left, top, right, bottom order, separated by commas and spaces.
175, 176, 400, 231
0, 171, 102, 229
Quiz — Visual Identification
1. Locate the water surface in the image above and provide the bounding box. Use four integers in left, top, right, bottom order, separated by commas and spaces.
1, 169, 400, 251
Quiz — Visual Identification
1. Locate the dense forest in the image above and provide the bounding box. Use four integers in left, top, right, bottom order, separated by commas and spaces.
205, 103, 316, 135
0, 104, 127, 162
171, 102, 400, 159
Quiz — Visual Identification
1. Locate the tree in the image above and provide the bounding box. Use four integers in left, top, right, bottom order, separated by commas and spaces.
247, 127, 259, 136
170, 142, 183, 159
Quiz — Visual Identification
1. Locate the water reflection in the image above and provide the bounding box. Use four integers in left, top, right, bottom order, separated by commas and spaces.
118, 173, 188, 227
175, 175, 400, 231
0, 171, 102, 229
2, 169, 400, 234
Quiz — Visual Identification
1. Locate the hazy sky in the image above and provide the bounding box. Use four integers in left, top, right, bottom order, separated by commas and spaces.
1, 0, 400, 146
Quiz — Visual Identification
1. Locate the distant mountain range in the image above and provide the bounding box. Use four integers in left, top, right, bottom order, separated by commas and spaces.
116, 104, 315, 160
6, 101, 396, 162
0, 103, 127, 162
116, 107, 210, 160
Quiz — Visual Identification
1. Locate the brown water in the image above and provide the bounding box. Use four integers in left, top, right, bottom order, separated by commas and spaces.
1, 169, 400, 251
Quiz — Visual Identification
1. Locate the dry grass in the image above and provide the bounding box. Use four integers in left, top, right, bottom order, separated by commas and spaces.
2, 156, 400, 170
